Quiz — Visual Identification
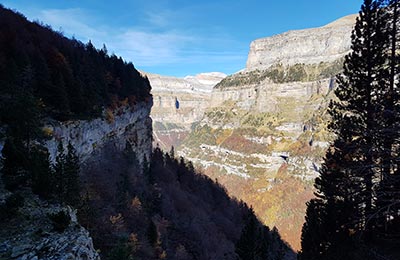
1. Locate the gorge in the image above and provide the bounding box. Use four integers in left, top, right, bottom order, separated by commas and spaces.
0, 5, 293, 259
150, 14, 356, 250
2, 0, 400, 258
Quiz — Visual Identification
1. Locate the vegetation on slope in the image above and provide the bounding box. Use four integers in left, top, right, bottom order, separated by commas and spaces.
180, 79, 335, 249
0, 5, 151, 122
80, 145, 294, 259
215, 59, 344, 89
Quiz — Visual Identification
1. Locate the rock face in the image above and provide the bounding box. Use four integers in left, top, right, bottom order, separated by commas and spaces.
44, 101, 153, 163
148, 72, 226, 149
175, 15, 355, 250
0, 193, 100, 260
0, 100, 154, 259
246, 14, 356, 71
149, 72, 226, 128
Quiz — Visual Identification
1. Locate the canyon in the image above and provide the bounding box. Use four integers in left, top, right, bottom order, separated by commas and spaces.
149, 14, 356, 250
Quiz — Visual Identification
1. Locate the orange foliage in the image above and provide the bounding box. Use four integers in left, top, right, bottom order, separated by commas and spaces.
109, 213, 125, 230
128, 233, 140, 252
130, 196, 142, 211
203, 166, 314, 251
105, 108, 114, 124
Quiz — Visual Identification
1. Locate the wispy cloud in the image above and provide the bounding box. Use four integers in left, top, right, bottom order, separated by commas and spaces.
114, 30, 194, 66
144, 11, 175, 28
24, 7, 245, 75
39, 9, 105, 42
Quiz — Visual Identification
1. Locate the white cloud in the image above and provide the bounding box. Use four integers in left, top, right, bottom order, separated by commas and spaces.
25, 7, 245, 74
113, 30, 194, 66
39, 8, 106, 43
144, 11, 173, 28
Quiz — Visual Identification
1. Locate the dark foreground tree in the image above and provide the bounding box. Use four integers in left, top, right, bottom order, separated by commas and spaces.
54, 141, 81, 206
300, 0, 400, 259
64, 142, 81, 206
30, 145, 53, 199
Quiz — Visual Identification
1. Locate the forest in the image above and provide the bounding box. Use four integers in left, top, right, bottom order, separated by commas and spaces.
79, 144, 292, 259
0, 3, 151, 205
0, 4, 151, 122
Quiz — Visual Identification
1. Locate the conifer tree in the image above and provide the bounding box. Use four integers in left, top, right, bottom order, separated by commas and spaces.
1, 137, 29, 190
64, 141, 81, 207
235, 209, 274, 260
54, 141, 66, 202
299, 199, 326, 260
30, 145, 53, 199
300, 0, 391, 258
235, 211, 258, 260
147, 220, 158, 246
375, 0, 400, 238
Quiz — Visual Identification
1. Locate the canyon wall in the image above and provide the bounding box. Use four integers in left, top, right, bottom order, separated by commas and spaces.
246, 14, 355, 70
148, 72, 225, 149
175, 15, 355, 250
44, 101, 153, 163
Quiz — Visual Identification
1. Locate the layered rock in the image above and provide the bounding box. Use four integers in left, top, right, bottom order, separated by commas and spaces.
176, 15, 355, 250
0, 100, 155, 259
149, 72, 226, 128
148, 72, 226, 149
246, 14, 356, 71
0, 193, 99, 260
44, 101, 153, 163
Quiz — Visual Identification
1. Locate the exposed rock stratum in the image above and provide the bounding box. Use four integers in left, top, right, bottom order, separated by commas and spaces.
149, 14, 356, 250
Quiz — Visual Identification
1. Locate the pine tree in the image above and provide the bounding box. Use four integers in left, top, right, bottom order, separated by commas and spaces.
300, 0, 391, 257
54, 141, 66, 202
64, 141, 81, 207
235, 209, 270, 260
147, 220, 158, 246
375, 0, 400, 239
299, 199, 326, 260
1, 137, 29, 190
169, 146, 175, 159
30, 145, 53, 199
333, 0, 387, 225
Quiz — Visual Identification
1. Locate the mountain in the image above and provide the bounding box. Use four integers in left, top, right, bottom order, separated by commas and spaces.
246, 14, 356, 70
149, 72, 226, 149
0, 6, 292, 260
148, 14, 356, 250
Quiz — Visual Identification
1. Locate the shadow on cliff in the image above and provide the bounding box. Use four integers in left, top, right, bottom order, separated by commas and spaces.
80, 142, 295, 259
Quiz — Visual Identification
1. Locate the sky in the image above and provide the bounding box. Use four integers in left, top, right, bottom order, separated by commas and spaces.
2, 0, 363, 77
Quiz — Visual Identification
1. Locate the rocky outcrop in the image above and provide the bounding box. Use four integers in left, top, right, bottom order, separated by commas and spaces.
246, 14, 356, 71
148, 72, 226, 94
148, 72, 225, 149
149, 72, 226, 128
0, 99, 155, 259
211, 78, 333, 113
44, 101, 153, 163
0, 193, 99, 260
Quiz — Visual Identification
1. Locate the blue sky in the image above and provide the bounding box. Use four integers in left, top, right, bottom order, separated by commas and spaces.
2, 0, 362, 77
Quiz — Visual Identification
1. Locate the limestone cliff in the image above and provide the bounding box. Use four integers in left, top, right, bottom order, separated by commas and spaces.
149, 72, 226, 128
246, 14, 356, 71
148, 72, 225, 149
1, 101, 154, 259
176, 15, 355, 250
44, 101, 153, 163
